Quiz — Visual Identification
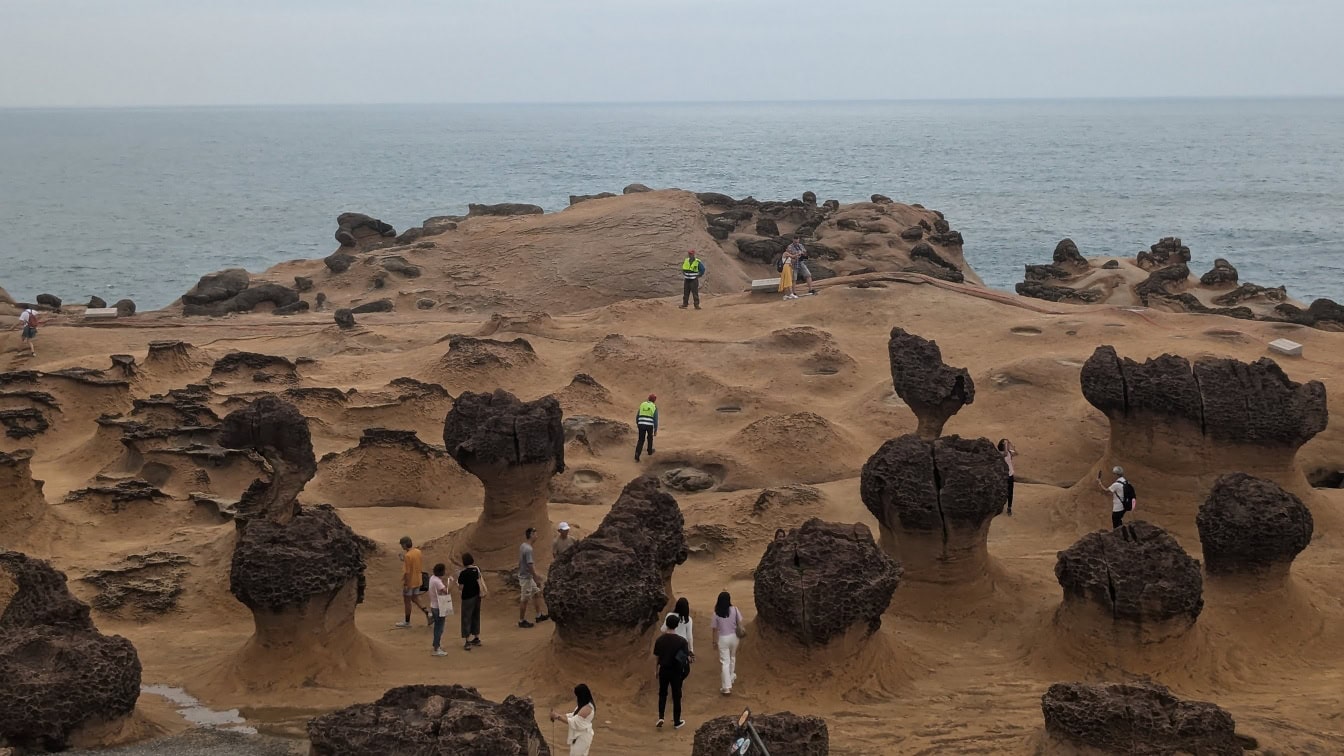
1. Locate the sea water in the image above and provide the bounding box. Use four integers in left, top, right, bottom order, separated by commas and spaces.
1, 98, 1341, 309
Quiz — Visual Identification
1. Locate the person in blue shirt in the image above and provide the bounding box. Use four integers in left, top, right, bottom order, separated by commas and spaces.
635, 394, 658, 461
679, 250, 707, 310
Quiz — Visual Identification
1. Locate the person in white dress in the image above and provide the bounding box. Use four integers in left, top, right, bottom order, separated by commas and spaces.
550, 683, 595, 756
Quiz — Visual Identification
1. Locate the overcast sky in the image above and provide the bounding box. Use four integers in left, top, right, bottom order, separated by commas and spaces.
3, 0, 1341, 107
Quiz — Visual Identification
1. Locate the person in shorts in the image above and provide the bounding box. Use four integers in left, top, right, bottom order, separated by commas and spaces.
787, 239, 816, 295
517, 527, 549, 628
17, 306, 40, 356
397, 536, 430, 627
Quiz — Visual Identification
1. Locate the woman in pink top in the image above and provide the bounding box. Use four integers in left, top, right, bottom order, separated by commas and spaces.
711, 591, 744, 695
997, 439, 1017, 516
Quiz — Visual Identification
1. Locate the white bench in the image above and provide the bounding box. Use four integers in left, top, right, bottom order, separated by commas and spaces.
1268, 338, 1303, 357
749, 278, 782, 292
83, 308, 119, 320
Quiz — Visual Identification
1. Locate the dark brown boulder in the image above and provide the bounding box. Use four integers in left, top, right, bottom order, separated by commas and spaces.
1197, 473, 1313, 577
1212, 283, 1287, 307
381, 256, 421, 278
272, 300, 310, 316
294, 276, 313, 292
545, 476, 684, 644
887, 327, 975, 440
307, 685, 550, 756
182, 268, 249, 305
695, 192, 736, 206
908, 242, 964, 282
324, 251, 355, 274
870, 194, 893, 204
0, 550, 142, 752
334, 308, 355, 328
1136, 236, 1192, 270
87, 295, 107, 309
35, 293, 62, 311
350, 298, 393, 314
183, 283, 299, 317
334, 212, 396, 247
623, 183, 653, 194
113, 299, 136, 317
230, 504, 366, 613
692, 712, 830, 756
1041, 681, 1244, 756
1200, 258, 1239, 287
218, 395, 316, 525
736, 236, 789, 263
755, 218, 780, 236
1052, 238, 1088, 267
754, 519, 900, 646
1055, 521, 1203, 639
467, 202, 543, 217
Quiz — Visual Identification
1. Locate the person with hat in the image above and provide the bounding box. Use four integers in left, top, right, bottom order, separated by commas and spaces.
553, 521, 577, 560
679, 250, 706, 310
635, 394, 659, 462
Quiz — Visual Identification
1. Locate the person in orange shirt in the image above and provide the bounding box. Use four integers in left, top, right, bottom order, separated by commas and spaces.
397, 536, 431, 627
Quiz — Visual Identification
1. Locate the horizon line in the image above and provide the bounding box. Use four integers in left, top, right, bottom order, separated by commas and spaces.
2, 94, 1343, 112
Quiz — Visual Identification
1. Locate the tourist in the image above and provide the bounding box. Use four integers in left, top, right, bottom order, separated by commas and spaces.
517, 528, 549, 628
778, 246, 797, 300
998, 439, 1017, 516
712, 590, 746, 695
679, 249, 706, 310
396, 536, 430, 628
652, 614, 690, 729
458, 553, 486, 650
553, 521, 576, 560
1097, 466, 1134, 529
773, 528, 787, 542
635, 394, 658, 462
17, 305, 40, 356
787, 238, 817, 295
660, 597, 695, 662
550, 683, 596, 756
428, 563, 455, 657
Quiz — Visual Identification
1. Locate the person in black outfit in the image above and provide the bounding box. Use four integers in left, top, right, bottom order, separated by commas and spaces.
652, 615, 690, 729
457, 553, 486, 651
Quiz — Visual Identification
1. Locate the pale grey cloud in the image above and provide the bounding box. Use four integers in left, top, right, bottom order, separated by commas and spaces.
1, 0, 1341, 106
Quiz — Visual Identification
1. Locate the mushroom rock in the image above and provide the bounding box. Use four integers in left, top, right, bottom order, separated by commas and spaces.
887, 327, 975, 440
753, 519, 900, 647
218, 395, 316, 525
0, 550, 142, 752
1052, 238, 1088, 267
692, 712, 830, 756
545, 475, 685, 646
1197, 473, 1313, 580
334, 212, 396, 248
439, 389, 564, 568
1054, 521, 1203, 642
307, 685, 550, 756
1041, 681, 1244, 756
1080, 346, 1327, 516
860, 434, 1006, 582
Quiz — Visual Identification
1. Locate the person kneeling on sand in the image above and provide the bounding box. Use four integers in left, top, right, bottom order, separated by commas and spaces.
428, 563, 456, 657
397, 536, 431, 628
458, 553, 486, 650
550, 683, 596, 756
517, 527, 550, 628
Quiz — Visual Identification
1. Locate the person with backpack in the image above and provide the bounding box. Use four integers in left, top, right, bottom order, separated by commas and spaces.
1097, 466, 1135, 528
786, 238, 817, 296
17, 305, 40, 356
652, 615, 690, 729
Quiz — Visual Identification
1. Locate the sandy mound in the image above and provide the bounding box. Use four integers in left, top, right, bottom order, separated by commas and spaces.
310, 428, 481, 509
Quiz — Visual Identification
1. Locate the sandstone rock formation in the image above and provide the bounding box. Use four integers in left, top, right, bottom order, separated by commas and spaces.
468, 202, 544, 217
860, 434, 1006, 581
1055, 521, 1203, 642
440, 389, 564, 567
0, 450, 46, 538
1041, 681, 1244, 756
0, 550, 142, 752
81, 552, 190, 618
887, 327, 975, 440
307, 685, 550, 756
753, 519, 901, 646
1197, 473, 1313, 578
334, 212, 396, 248
545, 476, 686, 645
218, 395, 316, 525
692, 712, 830, 756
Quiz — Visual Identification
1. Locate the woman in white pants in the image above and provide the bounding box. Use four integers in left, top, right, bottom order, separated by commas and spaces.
711, 591, 744, 695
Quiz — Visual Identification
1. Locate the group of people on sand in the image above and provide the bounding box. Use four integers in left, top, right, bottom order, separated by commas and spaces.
674, 239, 819, 309
652, 591, 749, 726
999, 436, 1138, 528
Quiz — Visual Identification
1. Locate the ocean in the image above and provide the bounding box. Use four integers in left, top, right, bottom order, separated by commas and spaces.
1, 99, 1342, 310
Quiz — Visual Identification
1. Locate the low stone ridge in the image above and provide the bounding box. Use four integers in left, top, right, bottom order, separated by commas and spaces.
183, 282, 300, 317
467, 202, 544, 217
210, 351, 298, 379
81, 552, 191, 616
350, 298, 393, 314
887, 327, 975, 440
754, 519, 900, 647
1274, 297, 1344, 330
1041, 681, 1244, 756
1197, 473, 1313, 576
0, 550, 142, 752
1055, 521, 1203, 632
307, 684, 550, 756
1080, 346, 1327, 447
443, 389, 564, 473
218, 395, 316, 525
692, 712, 830, 756
230, 504, 366, 611
354, 428, 443, 457
1136, 236, 1192, 270
545, 476, 685, 643
182, 269, 249, 305
569, 192, 617, 205
334, 212, 396, 247
65, 480, 168, 511
441, 336, 536, 372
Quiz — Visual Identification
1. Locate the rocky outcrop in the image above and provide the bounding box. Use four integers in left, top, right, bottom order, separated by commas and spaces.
887, 327, 975, 440
753, 519, 900, 646
1274, 297, 1344, 330
350, 298, 393, 314
860, 435, 1006, 581
0, 450, 46, 536
440, 390, 564, 568
569, 192, 617, 205
467, 202, 544, 217
1041, 681, 1244, 756
437, 336, 536, 375
307, 685, 550, 756
334, 212, 396, 248
1197, 473, 1313, 578
210, 351, 299, 384
324, 251, 355, 274
1136, 236, 1192, 270
36, 293, 62, 311
183, 269, 249, 306
183, 283, 300, 317
218, 395, 316, 525
81, 552, 190, 617
1055, 521, 1203, 642
692, 712, 830, 756
545, 476, 685, 645
1200, 258, 1239, 287
0, 550, 142, 752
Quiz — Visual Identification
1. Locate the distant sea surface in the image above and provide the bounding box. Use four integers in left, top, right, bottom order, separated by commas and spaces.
2, 99, 1342, 310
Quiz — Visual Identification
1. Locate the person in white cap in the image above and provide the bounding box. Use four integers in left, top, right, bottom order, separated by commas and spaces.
553, 521, 576, 560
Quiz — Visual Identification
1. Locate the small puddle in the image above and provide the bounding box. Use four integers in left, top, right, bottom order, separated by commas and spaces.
142, 684, 256, 734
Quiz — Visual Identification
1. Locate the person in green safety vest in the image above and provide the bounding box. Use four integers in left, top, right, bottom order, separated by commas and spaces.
678, 250, 707, 310
635, 394, 659, 461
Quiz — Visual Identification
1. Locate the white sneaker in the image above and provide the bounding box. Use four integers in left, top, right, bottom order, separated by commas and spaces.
394, 621, 411, 628
432, 649, 447, 657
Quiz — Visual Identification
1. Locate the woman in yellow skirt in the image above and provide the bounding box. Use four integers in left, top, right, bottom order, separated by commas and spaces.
778, 248, 797, 300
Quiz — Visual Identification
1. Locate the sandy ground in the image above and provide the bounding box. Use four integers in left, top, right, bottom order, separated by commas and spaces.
3, 226, 1344, 754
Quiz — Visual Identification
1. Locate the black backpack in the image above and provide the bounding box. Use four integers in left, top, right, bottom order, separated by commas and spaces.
675, 646, 691, 679
1121, 480, 1137, 512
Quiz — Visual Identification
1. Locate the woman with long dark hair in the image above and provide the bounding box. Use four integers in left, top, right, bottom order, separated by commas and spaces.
660, 597, 695, 661
711, 590, 745, 695
550, 683, 595, 755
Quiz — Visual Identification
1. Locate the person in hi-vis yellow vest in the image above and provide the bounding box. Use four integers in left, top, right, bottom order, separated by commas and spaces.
635, 394, 659, 461
679, 250, 706, 310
